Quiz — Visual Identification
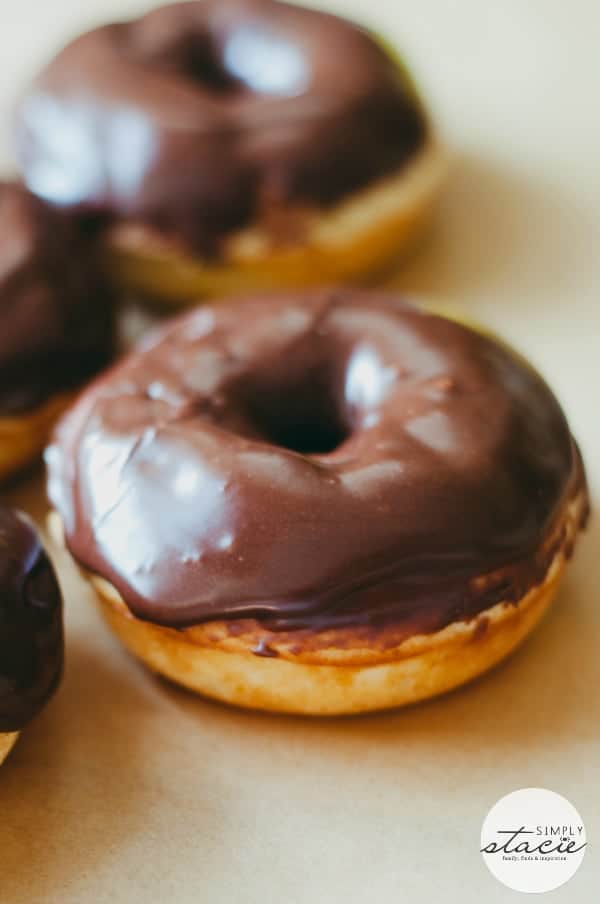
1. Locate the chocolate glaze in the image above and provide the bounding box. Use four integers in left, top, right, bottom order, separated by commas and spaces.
47, 290, 587, 637
0, 507, 63, 732
0, 181, 114, 414
15, 0, 427, 255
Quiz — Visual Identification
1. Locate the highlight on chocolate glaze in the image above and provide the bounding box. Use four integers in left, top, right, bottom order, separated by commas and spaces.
14, 0, 446, 302
222, 24, 310, 95
20, 97, 157, 208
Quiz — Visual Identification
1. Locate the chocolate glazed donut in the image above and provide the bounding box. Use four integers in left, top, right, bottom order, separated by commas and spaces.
47, 291, 588, 715
16, 0, 445, 302
0, 182, 114, 479
0, 507, 63, 764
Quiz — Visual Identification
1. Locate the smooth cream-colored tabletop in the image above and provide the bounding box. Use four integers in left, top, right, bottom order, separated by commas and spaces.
0, 1, 598, 902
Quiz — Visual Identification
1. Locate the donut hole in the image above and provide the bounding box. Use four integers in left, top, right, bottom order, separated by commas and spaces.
233, 342, 400, 455
177, 36, 241, 94
241, 372, 349, 455
256, 406, 347, 455
130, 20, 309, 98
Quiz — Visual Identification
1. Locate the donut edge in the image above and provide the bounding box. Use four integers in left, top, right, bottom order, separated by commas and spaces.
0, 732, 20, 766
103, 137, 447, 304
0, 392, 74, 482
48, 489, 585, 715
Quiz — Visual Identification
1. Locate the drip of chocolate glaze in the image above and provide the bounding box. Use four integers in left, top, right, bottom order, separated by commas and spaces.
46, 290, 588, 636
15, 0, 427, 256
0, 507, 63, 732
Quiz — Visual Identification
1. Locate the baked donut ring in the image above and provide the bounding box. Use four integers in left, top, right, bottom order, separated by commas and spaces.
46, 290, 588, 715
16, 0, 444, 305
0, 507, 63, 763
0, 182, 114, 480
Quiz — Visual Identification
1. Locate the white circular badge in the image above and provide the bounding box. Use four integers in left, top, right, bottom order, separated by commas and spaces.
480, 788, 586, 894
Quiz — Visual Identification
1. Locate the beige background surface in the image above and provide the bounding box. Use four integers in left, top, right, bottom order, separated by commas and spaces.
0, 1, 599, 901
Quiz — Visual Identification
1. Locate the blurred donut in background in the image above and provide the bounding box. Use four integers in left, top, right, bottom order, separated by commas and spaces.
15, 0, 445, 305
0, 181, 114, 480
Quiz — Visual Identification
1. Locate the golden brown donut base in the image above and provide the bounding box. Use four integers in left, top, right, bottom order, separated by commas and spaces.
104, 139, 445, 305
0, 732, 19, 766
0, 392, 74, 481
50, 489, 583, 715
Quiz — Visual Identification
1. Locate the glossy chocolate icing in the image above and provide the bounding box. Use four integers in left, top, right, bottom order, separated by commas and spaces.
0, 507, 63, 732
15, 0, 427, 255
46, 290, 587, 637
0, 181, 114, 414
